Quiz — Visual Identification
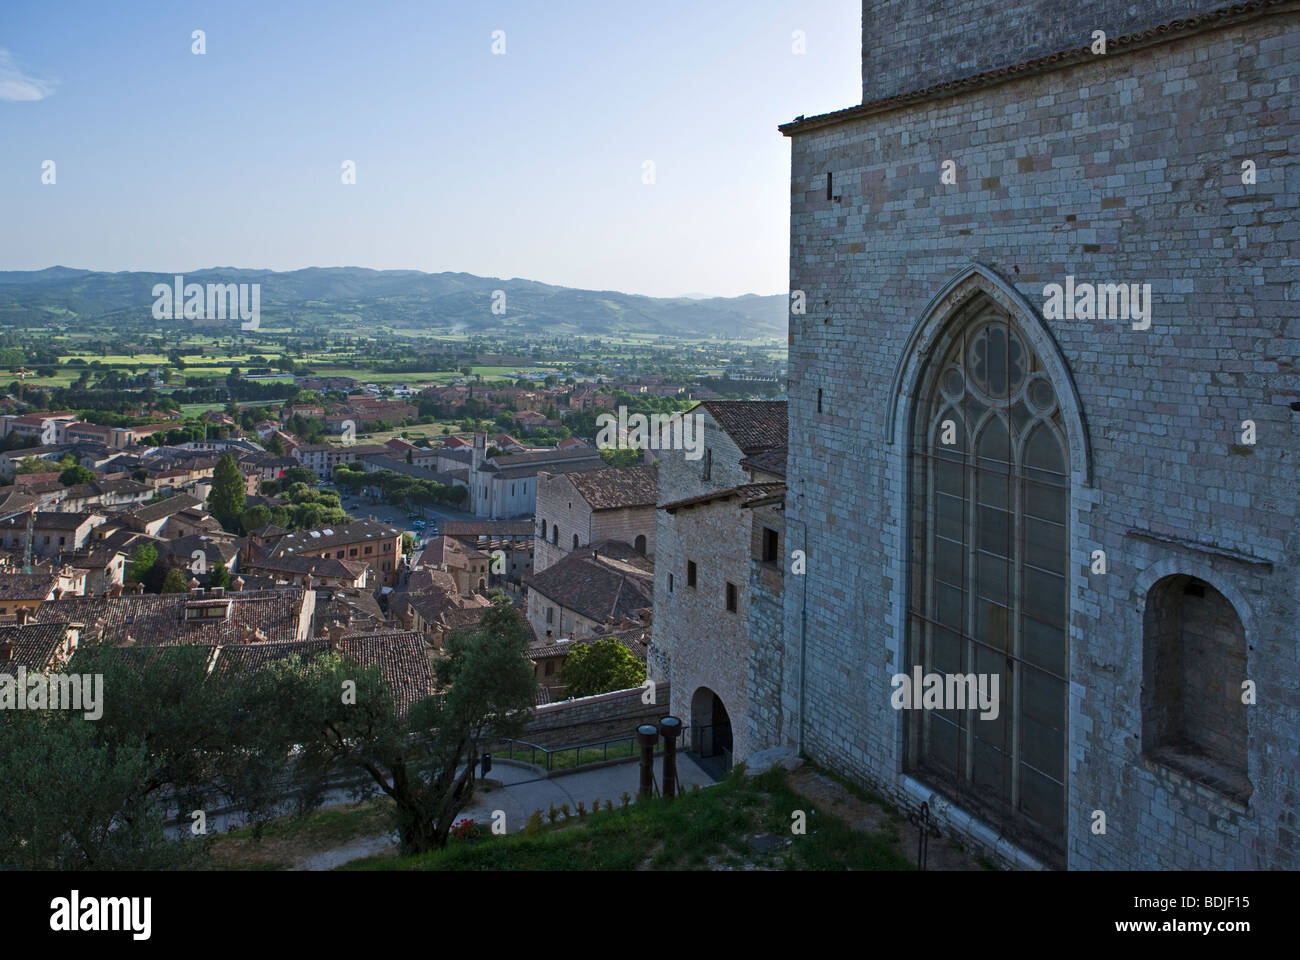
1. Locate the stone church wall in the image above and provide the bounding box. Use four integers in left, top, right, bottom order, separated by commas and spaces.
782, 8, 1298, 869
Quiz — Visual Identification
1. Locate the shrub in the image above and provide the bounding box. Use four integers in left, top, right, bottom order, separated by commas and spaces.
525, 811, 543, 836
547, 804, 558, 824
620, 792, 631, 808
560, 803, 570, 820
576, 802, 586, 819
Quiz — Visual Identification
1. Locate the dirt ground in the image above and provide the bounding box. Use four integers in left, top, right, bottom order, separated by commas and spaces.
786, 767, 990, 871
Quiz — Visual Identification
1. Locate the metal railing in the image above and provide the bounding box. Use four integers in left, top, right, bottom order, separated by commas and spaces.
491, 720, 734, 779
491, 732, 668, 775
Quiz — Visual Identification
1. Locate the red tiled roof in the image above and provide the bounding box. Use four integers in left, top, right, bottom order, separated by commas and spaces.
564, 465, 658, 511
740, 444, 787, 480
0, 573, 58, 601
695, 400, 787, 454
34, 588, 308, 646
0, 622, 70, 671
662, 482, 786, 513
335, 630, 436, 716
525, 550, 652, 626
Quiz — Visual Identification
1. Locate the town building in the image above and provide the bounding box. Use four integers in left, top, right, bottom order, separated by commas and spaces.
533, 464, 657, 573
466, 434, 606, 520
261, 519, 405, 588
525, 545, 653, 643
648, 401, 787, 770
292, 443, 389, 481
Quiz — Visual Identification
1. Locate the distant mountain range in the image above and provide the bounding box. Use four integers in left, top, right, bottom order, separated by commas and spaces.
0, 266, 787, 338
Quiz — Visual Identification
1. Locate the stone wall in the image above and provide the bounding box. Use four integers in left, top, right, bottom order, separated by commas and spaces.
520, 684, 671, 748
784, 9, 1299, 869
532, 470, 657, 576
860, 0, 1232, 103
746, 500, 787, 754
525, 587, 599, 641
592, 506, 656, 557
650, 405, 764, 761
533, 472, 586, 573
654, 496, 754, 762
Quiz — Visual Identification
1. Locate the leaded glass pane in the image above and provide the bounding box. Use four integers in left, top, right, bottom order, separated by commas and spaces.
909, 306, 1070, 861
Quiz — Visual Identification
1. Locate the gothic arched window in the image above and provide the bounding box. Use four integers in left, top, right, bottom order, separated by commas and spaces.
906, 305, 1069, 862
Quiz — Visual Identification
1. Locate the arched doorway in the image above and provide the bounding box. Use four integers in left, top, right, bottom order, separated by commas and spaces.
689, 686, 733, 776
634, 534, 647, 555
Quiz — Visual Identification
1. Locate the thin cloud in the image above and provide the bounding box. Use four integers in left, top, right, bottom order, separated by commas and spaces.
0, 49, 54, 101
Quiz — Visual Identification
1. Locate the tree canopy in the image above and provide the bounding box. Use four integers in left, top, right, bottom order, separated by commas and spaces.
209, 454, 247, 532
560, 638, 647, 698
0, 644, 317, 869
288, 595, 536, 853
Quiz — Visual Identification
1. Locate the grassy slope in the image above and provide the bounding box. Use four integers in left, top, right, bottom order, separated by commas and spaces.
343, 767, 914, 872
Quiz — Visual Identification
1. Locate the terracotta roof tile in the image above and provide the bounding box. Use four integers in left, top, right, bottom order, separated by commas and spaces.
563, 464, 658, 510
0, 622, 71, 671
662, 482, 786, 513
334, 630, 435, 716
525, 551, 652, 626
696, 400, 787, 454
33, 588, 308, 646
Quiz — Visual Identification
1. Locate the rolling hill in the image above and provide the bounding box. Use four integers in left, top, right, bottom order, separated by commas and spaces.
0, 266, 787, 339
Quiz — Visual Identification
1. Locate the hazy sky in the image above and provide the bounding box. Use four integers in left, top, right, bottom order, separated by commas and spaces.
0, 0, 860, 297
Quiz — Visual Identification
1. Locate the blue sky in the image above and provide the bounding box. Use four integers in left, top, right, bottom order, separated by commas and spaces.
0, 0, 860, 297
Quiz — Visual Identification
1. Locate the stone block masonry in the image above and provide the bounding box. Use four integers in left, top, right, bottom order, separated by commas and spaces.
522, 685, 670, 749
779, 6, 1298, 870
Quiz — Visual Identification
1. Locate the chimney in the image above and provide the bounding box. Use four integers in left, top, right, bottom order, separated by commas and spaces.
327, 621, 346, 650
210, 586, 224, 598
232, 576, 245, 592
133, 581, 143, 594
0, 639, 13, 661
16, 608, 29, 626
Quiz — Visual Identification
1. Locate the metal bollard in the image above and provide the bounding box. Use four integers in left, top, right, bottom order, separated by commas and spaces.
658, 715, 683, 801
636, 724, 659, 799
